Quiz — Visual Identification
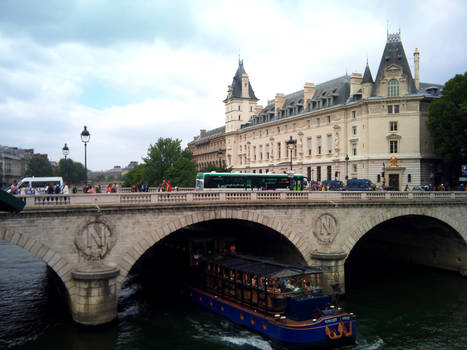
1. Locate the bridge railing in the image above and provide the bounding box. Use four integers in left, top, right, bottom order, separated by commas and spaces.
14, 190, 467, 207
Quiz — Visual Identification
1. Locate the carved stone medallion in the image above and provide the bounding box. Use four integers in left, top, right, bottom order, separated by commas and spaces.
75, 218, 116, 260
313, 214, 338, 244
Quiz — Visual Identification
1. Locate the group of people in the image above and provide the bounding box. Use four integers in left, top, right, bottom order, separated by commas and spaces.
9, 181, 70, 195
83, 183, 119, 193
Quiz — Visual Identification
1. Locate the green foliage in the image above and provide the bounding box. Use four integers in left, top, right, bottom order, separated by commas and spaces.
123, 164, 145, 187
164, 157, 198, 187
26, 156, 54, 177
57, 158, 86, 184
143, 138, 183, 186
428, 72, 467, 181
123, 138, 200, 187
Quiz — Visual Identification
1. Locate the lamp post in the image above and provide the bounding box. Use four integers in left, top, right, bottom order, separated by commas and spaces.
286, 136, 297, 171
62, 143, 69, 160
345, 154, 349, 180
80, 126, 90, 185
382, 162, 386, 186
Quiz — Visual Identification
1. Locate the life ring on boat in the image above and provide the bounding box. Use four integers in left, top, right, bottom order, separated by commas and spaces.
341, 321, 352, 337
325, 323, 343, 340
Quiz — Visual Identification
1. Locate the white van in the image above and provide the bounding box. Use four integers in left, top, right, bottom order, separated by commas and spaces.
10, 177, 64, 194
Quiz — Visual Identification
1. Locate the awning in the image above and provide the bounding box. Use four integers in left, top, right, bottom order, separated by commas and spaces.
0, 189, 25, 213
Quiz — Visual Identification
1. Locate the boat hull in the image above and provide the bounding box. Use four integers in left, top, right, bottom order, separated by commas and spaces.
182, 286, 356, 348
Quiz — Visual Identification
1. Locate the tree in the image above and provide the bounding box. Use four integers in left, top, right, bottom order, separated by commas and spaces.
57, 158, 86, 184
164, 157, 198, 187
26, 156, 54, 177
123, 164, 145, 187
199, 164, 232, 173
143, 138, 183, 186
427, 72, 467, 185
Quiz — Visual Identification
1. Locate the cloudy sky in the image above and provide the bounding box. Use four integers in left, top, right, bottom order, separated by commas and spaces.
1, 0, 466, 171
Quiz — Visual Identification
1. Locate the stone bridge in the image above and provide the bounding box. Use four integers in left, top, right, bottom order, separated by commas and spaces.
1, 191, 467, 326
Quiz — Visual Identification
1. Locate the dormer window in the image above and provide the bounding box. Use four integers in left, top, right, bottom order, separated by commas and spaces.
388, 79, 399, 97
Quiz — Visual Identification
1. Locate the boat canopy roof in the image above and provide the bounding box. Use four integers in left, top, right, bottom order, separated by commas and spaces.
203, 254, 321, 279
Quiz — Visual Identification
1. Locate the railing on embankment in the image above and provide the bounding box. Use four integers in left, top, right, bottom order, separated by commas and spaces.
14, 190, 467, 207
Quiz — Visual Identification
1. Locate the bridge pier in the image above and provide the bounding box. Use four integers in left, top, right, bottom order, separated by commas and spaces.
70, 264, 120, 325
310, 251, 347, 296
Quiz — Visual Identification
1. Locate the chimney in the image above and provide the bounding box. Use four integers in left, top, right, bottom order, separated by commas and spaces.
274, 93, 285, 115
200, 129, 206, 137
303, 83, 315, 105
414, 48, 420, 90
350, 73, 362, 96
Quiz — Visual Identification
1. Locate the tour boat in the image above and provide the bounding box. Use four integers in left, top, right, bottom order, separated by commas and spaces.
182, 253, 356, 348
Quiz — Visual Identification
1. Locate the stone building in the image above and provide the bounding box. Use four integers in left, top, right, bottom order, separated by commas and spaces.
0, 146, 35, 188
191, 33, 443, 189
188, 127, 226, 170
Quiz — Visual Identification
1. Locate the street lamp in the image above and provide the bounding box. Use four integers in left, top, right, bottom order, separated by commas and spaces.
62, 143, 69, 159
286, 136, 297, 171
382, 162, 386, 186
345, 154, 349, 180
80, 126, 90, 185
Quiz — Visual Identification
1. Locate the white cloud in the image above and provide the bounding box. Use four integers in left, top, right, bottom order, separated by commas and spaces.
1, 0, 466, 171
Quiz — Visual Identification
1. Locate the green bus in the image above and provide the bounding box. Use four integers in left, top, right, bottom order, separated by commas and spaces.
195, 172, 305, 190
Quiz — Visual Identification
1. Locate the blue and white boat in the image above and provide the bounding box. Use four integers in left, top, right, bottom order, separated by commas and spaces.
182, 254, 356, 348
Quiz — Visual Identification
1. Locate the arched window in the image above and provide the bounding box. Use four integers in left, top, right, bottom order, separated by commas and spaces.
388, 79, 399, 97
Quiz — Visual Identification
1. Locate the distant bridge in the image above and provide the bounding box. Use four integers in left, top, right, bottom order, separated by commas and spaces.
1, 191, 466, 325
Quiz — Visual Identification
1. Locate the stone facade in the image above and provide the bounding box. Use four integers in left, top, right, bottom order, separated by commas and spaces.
188, 127, 226, 169
1, 198, 466, 324
0, 146, 35, 188
191, 33, 444, 189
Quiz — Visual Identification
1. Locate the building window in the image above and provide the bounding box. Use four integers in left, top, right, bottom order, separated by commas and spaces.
390, 140, 398, 153
293, 123, 296, 131
277, 142, 281, 159
353, 164, 357, 173
327, 115, 331, 123
394, 105, 399, 113
390, 121, 398, 131
238, 106, 241, 111
307, 120, 311, 128
250, 106, 252, 111
317, 136, 322, 155
277, 126, 280, 134
352, 126, 357, 135
253, 146, 256, 160
285, 125, 288, 132
259, 145, 263, 160
307, 167, 311, 181
388, 105, 393, 114
388, 79, 399, 97
377, 174, 381, 182
352, 143, 357, 155
317, 118, 320, 127
317, 166, 321, 181
307, 137, 312, 155
408, 174, 412, 183
352, 110, 356, 119
327, 134, 332, 153
327, 166, 332, 180
259, 169, 262, 174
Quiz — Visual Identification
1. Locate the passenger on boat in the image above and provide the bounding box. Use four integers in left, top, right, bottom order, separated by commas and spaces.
252, 275, 258, 288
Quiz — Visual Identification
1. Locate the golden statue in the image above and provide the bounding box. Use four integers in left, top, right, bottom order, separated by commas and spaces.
390, 156, 398, 168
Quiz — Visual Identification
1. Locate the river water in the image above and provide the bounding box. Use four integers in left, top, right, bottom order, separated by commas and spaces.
1, 240, 466, 350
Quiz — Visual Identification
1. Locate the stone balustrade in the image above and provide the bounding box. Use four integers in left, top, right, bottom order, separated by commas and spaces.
16, 190, 467, 207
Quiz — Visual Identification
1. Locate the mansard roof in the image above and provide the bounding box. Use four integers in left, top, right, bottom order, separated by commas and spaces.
374, 32, 417, 94
191, 126, 225, 145
362, 63, 373, 84
243, 76, 350, 129
229, 60, 258, 100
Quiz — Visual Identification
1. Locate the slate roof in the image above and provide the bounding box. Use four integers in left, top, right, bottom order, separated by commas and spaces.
362, 63, 373, 84
191, 126, 226, 145
243, 75, 350, 129
228, 60, 258, 100
374, 33, 417, 95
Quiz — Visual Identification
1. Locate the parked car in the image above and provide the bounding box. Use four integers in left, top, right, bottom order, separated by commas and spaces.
346, 179, 373, 191
322, 180, 344, 191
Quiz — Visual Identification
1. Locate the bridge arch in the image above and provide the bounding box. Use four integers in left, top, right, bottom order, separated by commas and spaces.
0, 226, 75, 295
343, 207, 467, 255
115, 208, 306, 287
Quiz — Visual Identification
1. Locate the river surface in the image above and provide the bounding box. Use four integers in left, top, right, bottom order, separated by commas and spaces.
1, 240, 467, 350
